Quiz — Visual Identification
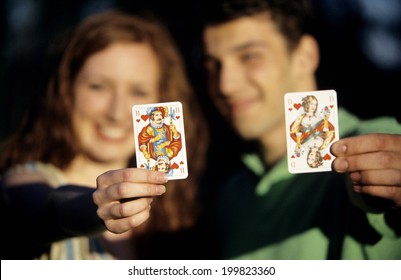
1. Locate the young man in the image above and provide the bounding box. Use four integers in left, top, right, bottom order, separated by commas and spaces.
199, 0, 401, 259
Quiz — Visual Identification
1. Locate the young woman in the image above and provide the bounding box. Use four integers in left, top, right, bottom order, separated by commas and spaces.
1, 10, 208, 259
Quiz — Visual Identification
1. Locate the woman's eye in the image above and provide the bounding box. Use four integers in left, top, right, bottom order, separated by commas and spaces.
132, 88, 149, 97
89, 83, 106, 91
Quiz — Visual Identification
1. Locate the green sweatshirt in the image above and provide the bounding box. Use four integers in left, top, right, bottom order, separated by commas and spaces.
210, 108, 401, 259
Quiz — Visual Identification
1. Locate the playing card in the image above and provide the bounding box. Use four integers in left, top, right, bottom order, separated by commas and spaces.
284, 89, 339, 174
132, 101, 188, 180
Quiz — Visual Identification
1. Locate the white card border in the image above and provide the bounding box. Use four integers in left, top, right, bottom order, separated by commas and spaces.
132, 101, 188, 180
284, 89, 339, 174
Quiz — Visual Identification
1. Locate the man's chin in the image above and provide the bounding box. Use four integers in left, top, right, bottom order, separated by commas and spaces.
233, 123, 260, 141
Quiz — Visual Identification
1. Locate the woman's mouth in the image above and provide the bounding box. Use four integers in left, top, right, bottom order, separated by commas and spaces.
96, 125, 130, 141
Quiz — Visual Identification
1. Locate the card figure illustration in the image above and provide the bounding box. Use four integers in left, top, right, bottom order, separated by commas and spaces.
284, 90, 339, 174
132, 101, 188, 180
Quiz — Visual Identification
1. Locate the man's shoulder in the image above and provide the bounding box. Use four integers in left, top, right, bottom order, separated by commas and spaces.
339, 107, 401, 137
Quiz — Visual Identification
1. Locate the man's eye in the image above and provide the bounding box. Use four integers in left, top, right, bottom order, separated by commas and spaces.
240, 53, 259, 63
204, 58, 220, 73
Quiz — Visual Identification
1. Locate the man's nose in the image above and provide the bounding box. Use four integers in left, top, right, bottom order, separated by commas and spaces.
219, 63, 243, 96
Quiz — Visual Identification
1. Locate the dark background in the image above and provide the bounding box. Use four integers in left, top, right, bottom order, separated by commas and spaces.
1, 0, 401, 142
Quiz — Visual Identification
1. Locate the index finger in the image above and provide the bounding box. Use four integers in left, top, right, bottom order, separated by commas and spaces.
97, 168, 168, 187
331, 133, 401, 156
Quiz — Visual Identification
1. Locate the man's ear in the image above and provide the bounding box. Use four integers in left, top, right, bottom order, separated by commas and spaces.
294, 34, 320, 74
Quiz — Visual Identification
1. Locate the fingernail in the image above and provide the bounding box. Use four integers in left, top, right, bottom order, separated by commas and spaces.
349, 172, 361, 183
157, 173, 168, 183
335, 158, 349, 173
353, 185, 362, 192
339, 144, 347, 154
333, 143, 347, 155
158, 185, 166, 194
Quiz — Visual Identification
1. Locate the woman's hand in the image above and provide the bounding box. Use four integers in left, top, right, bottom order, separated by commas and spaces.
93, 168, 168, 233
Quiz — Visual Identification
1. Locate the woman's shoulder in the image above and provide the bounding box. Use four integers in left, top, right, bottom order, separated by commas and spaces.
3, 161, 66, 187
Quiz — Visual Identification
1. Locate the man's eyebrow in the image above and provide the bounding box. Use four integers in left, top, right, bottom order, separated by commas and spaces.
230, 41, 268, 53
204, 41, 268, 61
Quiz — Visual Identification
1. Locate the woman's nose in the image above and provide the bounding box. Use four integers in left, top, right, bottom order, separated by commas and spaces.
107, 91, 130, 122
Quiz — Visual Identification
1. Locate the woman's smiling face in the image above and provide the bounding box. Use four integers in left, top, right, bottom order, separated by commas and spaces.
72, 42, 160, 164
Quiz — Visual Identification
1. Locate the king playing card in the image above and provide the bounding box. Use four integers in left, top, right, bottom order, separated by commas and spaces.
284, 90, 339, 174
132, 101, 188, 180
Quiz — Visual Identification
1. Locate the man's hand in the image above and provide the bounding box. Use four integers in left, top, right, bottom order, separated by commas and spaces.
93, 168, 168, 234
331, 133, 401, 208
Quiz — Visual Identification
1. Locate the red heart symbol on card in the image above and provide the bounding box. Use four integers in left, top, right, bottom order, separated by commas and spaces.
171, 162, 179, 169
291, 155, 295, 158
294, 103, 302, 110
180, 161, 184, 165
141, 114, 150, 121
323, 154, 332, 161
176, 116, 180, 119
136, 119, 140, 122
330, 105, 334, 108
140, 164, 144, 168
289, 108, 293, 111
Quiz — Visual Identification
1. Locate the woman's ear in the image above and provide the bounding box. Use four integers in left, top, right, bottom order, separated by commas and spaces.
294, 34, 320, 74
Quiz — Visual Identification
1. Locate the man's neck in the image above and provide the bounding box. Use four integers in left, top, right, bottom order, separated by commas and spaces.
259, 119, 288, 166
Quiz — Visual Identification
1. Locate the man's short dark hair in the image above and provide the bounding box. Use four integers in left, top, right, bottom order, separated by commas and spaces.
198, 0, 314, 50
